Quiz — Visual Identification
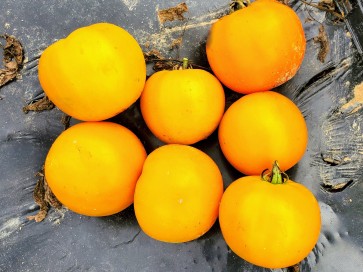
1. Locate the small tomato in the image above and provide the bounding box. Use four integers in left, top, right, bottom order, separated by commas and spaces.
206, 0, 306, 94
38, 23, 146, 121
134, 144, 224, 243
140, 63, 225, 145
219, 162, 321, 269
45, 122, 147, 216
218, 91, 308, 175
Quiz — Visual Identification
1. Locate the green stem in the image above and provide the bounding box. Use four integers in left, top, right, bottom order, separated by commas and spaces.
182, 57, 189, 70
261, 161, 289, 184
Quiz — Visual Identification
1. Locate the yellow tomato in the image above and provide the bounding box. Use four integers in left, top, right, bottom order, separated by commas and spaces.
134, 144, 224, 243
206, 0, 306, 94
218, 91, 308, 175
219, 162, 321, 268
38, 23, 146, 121
45, 122, 147, 216
140, 67, 225, 144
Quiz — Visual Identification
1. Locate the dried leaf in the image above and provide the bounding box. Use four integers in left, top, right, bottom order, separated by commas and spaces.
27, 167, 62, 223
314, 24, 330, 63
0, 34, 23, 87
23, 95, 55, 113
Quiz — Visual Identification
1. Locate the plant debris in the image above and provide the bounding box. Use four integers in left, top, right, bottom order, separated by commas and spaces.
61, 113, 71, 130
301, 0, 344, 21
0, 34, 23, 88
158, 2, 188, 24
23, 95, 55, 113
314, 24, 330, 63
287, 263, 300, 272
27, 167, 62, 223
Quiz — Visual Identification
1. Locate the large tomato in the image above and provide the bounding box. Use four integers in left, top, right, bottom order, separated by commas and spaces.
45, 122, 147, 216
38, 23, 146, 121
218, 91, 308, 175
206, 0, 306, 94
140, 66, 225, 145
219, 162, 321, 268
134, 144, 224, 243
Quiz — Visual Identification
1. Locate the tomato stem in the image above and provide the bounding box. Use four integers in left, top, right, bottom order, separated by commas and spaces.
261, 161, 289, 184
182, 57, 189, 70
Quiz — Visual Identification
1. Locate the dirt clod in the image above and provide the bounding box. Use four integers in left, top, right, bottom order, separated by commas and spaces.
314, 24, 330, 63
0, 34, 23, 88
23, 95, 55, 113
158, 2, 188, 24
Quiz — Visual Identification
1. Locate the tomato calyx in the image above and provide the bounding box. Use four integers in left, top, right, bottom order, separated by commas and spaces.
261, 161, 289, 185
230, 0, 250, 12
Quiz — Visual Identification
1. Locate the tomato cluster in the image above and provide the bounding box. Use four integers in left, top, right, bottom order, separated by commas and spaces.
38, 0, 321, 269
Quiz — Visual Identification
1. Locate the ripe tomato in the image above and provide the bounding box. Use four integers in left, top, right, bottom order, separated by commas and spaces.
140, 66, 225, 145
219, 162, 321, 268
45, 122, 147, 216
38, 23, 146, 121
218, 91, 308, 175
134, 144, 224, 243
206, 0, 306, 94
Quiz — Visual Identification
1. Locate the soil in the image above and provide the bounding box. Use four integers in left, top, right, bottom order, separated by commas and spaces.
340, 81, 363, 114
158, 2, 188, 24
0, 34, 23, 88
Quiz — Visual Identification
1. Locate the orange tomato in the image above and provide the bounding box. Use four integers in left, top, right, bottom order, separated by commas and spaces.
38, 23, 146, 121
218, 91, 308, 175
206, 0, 306, 94
134, 144, 224, 243
219, 163, 321, 268
140, 67, 225, 145
45, 122, 146, 216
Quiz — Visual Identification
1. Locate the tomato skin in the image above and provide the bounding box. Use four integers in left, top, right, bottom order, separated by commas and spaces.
140, 68, 225, 145
206, 0, 306, 94
45, 122, 147, 216
218, 91, 308, 175
38, 23, 146, 121
134, 144, 224, 243
219, 176, 321, 269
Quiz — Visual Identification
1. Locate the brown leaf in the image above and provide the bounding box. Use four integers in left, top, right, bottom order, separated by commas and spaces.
0, 34, 23, 87
23, 96, 55, 113
314, 24, 330, 63
27, 167, 62, 223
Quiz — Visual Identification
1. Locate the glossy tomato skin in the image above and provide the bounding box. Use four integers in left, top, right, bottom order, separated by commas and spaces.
219, 176, 321, 268
39, 23, 146, 121
206, 0, 306, 94
140, 69, 225, 145
45, 122, 147, 216
134, 144, 224, 243
218, 91, 308, 175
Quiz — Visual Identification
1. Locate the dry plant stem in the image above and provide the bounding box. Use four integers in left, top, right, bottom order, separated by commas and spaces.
300, 0, 345, 20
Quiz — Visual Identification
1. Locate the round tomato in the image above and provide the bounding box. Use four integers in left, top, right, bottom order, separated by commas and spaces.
134, 144, 224, 243
38, 22, 146, 121
219, 162, 321, 268
45, 122, 147, 216
218, 91, 308, 175
206, 0, 306, 94
140, 67, 225, 145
